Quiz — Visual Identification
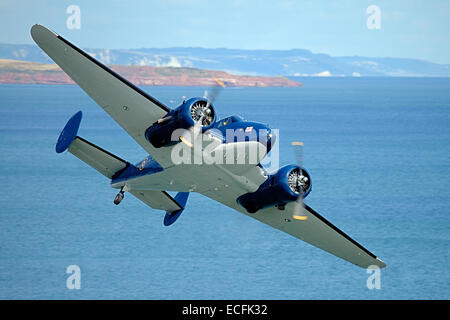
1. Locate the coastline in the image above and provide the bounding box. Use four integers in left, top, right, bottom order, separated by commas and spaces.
0, 59, 302, 87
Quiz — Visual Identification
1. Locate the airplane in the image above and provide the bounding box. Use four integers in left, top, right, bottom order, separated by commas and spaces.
31, 24, 386, 269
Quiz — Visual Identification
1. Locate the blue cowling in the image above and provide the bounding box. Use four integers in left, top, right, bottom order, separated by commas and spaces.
56, 111, 83, 153
237, 164, 312, 214
145, 97, 216, 148
163, 192, 190, 226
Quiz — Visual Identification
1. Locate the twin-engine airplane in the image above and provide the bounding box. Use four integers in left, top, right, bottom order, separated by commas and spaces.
31, 24, 386, 269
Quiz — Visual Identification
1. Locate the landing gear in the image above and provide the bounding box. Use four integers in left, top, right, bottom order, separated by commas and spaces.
114, 191, 124, 205
114, 187, 126, 205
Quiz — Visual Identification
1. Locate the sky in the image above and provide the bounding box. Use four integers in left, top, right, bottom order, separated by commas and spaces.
0, 0, 449, 64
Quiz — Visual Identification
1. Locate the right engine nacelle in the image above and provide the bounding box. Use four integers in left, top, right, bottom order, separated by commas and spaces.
237, 165, 312, 214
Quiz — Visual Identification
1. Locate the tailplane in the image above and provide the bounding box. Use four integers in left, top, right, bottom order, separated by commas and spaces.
56, 111, 189, 220
56, 111, 129, 178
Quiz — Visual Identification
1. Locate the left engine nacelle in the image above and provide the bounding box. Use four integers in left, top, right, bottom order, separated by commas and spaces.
145, 97, 217, 148
237, 164, 312, 214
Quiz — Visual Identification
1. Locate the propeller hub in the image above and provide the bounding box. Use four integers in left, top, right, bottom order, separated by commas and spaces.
190, 100, 215, 127
288, 168, 310, 194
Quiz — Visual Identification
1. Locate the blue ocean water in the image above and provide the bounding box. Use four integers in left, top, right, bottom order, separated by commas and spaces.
0, 78, 449, 299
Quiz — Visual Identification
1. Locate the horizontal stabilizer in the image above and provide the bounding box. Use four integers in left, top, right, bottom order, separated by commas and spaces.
68, 137, 128, 179
130, 190, 183, 212
56, 111, 129, 179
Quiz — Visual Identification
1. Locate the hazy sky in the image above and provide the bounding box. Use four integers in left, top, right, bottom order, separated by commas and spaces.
1, 0, 449, 64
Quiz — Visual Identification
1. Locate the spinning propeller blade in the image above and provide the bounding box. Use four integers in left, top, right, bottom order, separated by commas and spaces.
291, 141, 308, 221
204, 77, 226, 109
193, 78, 226, 139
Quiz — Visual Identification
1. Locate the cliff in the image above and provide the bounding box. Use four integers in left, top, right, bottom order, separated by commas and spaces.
0, 59, 302, 87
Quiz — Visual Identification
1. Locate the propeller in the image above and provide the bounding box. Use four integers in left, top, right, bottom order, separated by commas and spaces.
192, 114, 204, 143
193, 78, 226, 140
180, 78, 226, 147
291, 141, 308, 221
204, 77, 226, 109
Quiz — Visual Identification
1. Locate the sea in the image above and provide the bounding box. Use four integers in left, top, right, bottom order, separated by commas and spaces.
0, 77, 449, 299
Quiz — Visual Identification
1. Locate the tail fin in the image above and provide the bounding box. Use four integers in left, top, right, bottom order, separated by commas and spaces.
163, 192, 189, 226
56, 111, 128, 178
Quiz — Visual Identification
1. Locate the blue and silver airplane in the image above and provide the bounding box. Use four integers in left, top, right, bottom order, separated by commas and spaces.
31, 24, 386, 269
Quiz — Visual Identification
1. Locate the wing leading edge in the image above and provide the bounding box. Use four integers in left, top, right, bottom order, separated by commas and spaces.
31, 24, 175, 167
253, 202, 386, 268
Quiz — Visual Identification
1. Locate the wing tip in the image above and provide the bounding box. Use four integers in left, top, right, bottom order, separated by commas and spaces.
375, 257, 387, 269
304, 204, 387, 269
31, 24, 61, 48
360, 257, 386, 269
31, 24, 49, 40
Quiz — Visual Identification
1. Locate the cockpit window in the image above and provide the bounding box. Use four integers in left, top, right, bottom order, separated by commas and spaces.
217, 115, 244, 127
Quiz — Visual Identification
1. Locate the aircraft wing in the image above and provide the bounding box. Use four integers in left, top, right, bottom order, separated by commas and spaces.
132, 156, 386, 268
265, 203, 386, 268
252, 203, 386, 268
202, 187, 386, 269
31, 24, 174, 167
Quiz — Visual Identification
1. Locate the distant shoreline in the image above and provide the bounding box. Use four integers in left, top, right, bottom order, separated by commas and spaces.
0, 59, 302, 87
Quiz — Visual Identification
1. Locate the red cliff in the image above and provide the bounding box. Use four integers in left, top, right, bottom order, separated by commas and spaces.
0, 59, 302, 87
